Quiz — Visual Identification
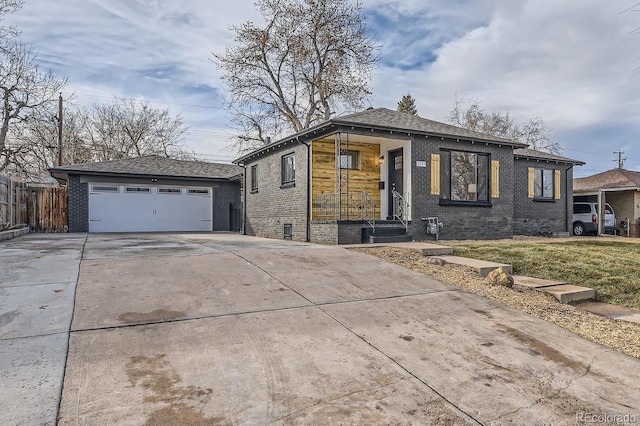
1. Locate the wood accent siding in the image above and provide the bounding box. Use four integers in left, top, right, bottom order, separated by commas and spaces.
311, 139, 381, 219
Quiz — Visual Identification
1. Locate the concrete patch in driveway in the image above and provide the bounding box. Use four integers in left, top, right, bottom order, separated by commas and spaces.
0, 329, 69, 426
0, 233, 85, 426
59, 307, 476, 425
0, 251, 82, 287
0, 281, 76, 339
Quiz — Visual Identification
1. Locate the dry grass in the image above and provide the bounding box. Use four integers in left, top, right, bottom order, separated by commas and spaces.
350, 246, 640, 360
449, 236, 640, 309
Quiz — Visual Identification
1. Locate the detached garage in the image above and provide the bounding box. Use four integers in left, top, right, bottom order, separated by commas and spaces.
49, 156, 243, 233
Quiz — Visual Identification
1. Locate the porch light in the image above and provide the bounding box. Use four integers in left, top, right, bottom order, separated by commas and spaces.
379, 155, 385, 165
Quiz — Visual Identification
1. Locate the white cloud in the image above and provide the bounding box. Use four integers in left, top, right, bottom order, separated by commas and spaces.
5, 0, 640, 174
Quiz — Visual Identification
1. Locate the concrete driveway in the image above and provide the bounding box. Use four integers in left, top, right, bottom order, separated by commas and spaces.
2, 233, 639, 425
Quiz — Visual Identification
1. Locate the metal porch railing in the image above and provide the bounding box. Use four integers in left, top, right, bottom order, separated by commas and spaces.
316, 191, 376, 231
392, 190, 409, 230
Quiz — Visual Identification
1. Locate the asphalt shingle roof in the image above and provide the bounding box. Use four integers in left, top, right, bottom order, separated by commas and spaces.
235, 107, 528, 163
49, 156, 243, 180
574, 168, 640, 191
514, 148, 585, 165
332, 108, 524, 145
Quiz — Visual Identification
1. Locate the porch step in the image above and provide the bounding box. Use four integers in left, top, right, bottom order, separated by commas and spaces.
368, 234, 412, 243
368, 225, 411, 244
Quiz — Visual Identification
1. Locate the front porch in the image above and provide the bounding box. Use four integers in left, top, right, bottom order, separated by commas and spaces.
309, 132, 412, 244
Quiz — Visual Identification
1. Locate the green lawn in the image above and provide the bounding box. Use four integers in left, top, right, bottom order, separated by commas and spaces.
452, 240, 640, 309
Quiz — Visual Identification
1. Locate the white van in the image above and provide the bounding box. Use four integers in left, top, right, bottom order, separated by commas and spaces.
572, 202, 617, 236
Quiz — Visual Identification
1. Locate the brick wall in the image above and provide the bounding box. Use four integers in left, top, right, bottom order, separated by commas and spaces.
212, 181, 241, 231
68, 174, 89, 232
244, 143, 309, 241
512, 160, 573, 235
409, 138, 515, 240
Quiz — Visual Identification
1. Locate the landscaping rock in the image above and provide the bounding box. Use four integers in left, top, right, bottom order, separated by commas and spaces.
485, 267, 514, 288
424, 257, 447, 266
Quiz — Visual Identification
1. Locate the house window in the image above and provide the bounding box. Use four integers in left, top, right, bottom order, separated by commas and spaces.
534, 168, 554, 199
251, 165, 258, 192
440, 150, 490, 204
339, 150, 360, 170
281, 153, 295, 185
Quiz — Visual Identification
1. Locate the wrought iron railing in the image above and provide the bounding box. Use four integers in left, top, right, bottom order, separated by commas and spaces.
392, 190, 409, 230
316, 191, 376, 231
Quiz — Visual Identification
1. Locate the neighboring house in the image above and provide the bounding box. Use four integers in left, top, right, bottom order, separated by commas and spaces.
49, 156, 243, 233
574, 168, 640, 237
234, 108, 584, 243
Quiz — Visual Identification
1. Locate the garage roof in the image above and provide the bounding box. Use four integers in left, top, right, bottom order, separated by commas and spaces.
574, 168, 640, 192
49, 156, 243, 181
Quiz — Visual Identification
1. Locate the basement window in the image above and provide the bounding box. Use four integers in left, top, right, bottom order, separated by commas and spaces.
283, 223, 293, 239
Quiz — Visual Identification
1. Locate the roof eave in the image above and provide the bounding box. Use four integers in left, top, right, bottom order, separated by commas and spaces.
48, 169, 237, 181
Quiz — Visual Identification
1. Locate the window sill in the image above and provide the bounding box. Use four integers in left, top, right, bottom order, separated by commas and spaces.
533, 198, 555, 203
439, 200, 492, 207
280, 182, 295, 189
250, 189, 258, 194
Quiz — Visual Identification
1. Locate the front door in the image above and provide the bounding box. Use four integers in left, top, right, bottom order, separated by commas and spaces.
388, 148, 403, 220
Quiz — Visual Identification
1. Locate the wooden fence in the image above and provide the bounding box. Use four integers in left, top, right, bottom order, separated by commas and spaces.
0, 174, 68, 232
25, 187, 68, 232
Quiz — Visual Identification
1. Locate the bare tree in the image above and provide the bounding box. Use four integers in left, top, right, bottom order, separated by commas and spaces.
449, 97, 561, 154
0, 0, 22, 47
213, 0, 379, 153
11, 102, 92, 175
0, 42, 67, 172
82, 99, 193, 161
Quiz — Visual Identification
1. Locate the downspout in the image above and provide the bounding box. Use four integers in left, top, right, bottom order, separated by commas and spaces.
297, 136, 311, 242
240, 163, 247, 235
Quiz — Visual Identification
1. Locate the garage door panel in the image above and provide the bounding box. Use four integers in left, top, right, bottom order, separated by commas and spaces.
89, 184, 213, 233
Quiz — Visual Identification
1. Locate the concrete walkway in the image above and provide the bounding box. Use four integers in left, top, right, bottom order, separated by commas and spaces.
0, 234, 87, 426
2, 233, 640, 424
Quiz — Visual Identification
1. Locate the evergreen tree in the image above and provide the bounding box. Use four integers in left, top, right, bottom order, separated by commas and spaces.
397, 93, 418, 116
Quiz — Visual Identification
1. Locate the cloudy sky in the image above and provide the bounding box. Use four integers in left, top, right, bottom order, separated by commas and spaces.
5, 0, 640, 176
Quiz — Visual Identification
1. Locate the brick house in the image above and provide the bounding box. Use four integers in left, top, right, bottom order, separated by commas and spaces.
574, 168, 640, 237
234, 108, 583, 243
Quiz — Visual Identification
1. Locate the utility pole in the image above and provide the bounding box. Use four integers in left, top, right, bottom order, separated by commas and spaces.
57, 93, 63, 167
613, 150, 626, 169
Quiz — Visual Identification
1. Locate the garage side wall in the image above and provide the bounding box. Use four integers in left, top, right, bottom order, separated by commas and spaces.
213, 181, 242, 231
68, 174, 89, 232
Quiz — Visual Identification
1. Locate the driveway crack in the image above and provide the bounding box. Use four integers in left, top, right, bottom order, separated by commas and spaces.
266, 377, 407, 424
486, 349, 612, 423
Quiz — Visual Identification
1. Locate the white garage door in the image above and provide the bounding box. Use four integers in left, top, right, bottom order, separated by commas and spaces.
89, 184, 213, 232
